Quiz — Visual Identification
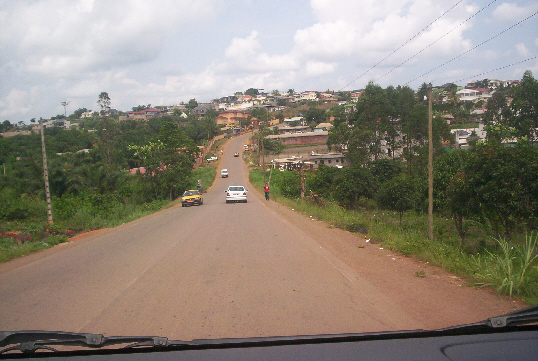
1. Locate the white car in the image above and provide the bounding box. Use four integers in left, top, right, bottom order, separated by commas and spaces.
221, 169, 228, 178
225, 186, 248, 203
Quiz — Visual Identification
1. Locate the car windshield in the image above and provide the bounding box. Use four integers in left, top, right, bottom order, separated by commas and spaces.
1, 0, 536, 354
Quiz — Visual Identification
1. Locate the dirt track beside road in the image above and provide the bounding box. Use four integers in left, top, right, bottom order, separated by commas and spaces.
246, 177, 525, 330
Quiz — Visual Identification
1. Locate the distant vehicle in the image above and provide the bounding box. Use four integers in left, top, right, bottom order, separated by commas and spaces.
206, 156, 218, 162
234, 152, 239, 157
181, 190, 203, 207
221, 169, 228, 178
244, 144, 249, 150
225, 186, 248, 203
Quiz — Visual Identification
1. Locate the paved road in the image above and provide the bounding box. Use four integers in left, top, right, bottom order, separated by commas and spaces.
0, 133, 518, 340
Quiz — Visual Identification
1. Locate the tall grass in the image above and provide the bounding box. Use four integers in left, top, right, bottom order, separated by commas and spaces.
476, 233, 538, 299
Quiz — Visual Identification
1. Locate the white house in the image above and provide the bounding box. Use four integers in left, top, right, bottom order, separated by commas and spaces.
299, 91, 318, 101
283, 116, 304, 126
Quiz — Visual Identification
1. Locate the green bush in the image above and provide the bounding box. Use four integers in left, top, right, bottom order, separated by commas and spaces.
272, 171, 301, 198
0, 188, 46, 221
377, 175, 420, 225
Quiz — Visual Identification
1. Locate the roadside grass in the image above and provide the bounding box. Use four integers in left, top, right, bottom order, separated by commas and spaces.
0, 166, 218, 264
190, 167, 216, 193
250, 168, 538, 304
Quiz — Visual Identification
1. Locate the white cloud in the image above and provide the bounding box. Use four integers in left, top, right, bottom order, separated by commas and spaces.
294, 21, 357, 60
1, 0, 535, 123
492, 3, 538, 22
0, 89, 30, 118
1, 0, 216, 76
304, 61, 336, 77
515, 43, 530, 57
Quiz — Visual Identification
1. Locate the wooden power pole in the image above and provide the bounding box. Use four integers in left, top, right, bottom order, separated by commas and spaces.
40, 119, 53, 224
427, 83, 433, 240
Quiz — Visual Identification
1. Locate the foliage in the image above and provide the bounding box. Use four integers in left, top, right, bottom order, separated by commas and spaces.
0, 188, 46, 221
252, 168, 538, 303
476, 233, 538, 298
484, 71, 538, 143
262, 138, 284, 154
377, 175, 419, 225
97, 92, 111, 113
128, 122, 198, 200
303, 107, 326, 128
272, 171, 301, 199
433, 144, 538, 243
369, 158, 403, 185
328, 83, 452, 170
305, 164, 339, 197
245, 88, 259, 96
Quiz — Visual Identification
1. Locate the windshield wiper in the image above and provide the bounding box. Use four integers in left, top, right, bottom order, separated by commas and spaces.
2, 306, 537, 354
487, 304, 538, 328
0, 331, 172, 354
439, 304, 538, 333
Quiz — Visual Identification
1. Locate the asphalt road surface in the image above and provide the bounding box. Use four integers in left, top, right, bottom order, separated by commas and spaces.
0, 133, 522, 340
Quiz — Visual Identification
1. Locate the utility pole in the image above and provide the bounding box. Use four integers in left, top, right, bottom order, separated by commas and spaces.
427, 83, 433, 240
262, 112, 266, 184
40, 119, 53, 224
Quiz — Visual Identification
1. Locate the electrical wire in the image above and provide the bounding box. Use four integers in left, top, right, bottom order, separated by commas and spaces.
437, 56, 537, 85
371, 0, 499, 84
404, 11, 538, 86
338, 0, 464, 91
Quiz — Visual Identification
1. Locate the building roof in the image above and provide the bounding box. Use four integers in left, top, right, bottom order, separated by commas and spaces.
266, 131, 328, 139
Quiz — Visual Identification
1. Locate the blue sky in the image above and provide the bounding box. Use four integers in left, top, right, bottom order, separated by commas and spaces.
1, 0, 537, 123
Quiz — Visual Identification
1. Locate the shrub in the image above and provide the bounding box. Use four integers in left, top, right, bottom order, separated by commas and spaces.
273, 171, 301, 199
377, 175, 419, 225
0, 188, 46, 221
476, 233, 538, 298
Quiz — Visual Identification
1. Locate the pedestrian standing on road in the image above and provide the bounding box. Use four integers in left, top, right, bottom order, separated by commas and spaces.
264, 182, 270, 201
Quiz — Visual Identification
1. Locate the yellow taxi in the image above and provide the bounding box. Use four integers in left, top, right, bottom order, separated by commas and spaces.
181, 190, 203, 207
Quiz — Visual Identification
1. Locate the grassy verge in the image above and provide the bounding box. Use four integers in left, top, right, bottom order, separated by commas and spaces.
0, 166, 218, 264
250, 168, 538, 304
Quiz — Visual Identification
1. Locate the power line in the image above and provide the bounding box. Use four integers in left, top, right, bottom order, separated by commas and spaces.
372, 0, 499, 84
438, 56, 537, 85
338, 0, 464, 91
404, 11, 538, 86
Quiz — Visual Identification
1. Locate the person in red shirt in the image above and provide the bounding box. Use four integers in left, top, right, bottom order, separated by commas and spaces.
263, 182, 269, 200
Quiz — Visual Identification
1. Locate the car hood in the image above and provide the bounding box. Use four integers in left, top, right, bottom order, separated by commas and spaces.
182, 195, 201, 200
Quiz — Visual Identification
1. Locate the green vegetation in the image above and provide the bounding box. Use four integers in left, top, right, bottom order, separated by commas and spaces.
0, 104, 223, 262
251, 168, 538, 303
250, 71, 538, 304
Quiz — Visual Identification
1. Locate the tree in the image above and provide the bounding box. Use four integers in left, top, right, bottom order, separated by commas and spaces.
128, 122, 198, 200
245, 88, 259, 96
510, 70, 538, 142
1, 120, 12, 132
330, 166, 375, 209
186, 98, 198, 110
304, 107, 326, 128
70, 108, 88, 119
377, 175, 418, 225
97, 92, 111, 114
433, 150, 474, 246
369, 158, 403, 185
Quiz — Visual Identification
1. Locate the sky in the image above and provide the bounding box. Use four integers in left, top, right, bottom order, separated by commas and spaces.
1, 0, 537, 123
